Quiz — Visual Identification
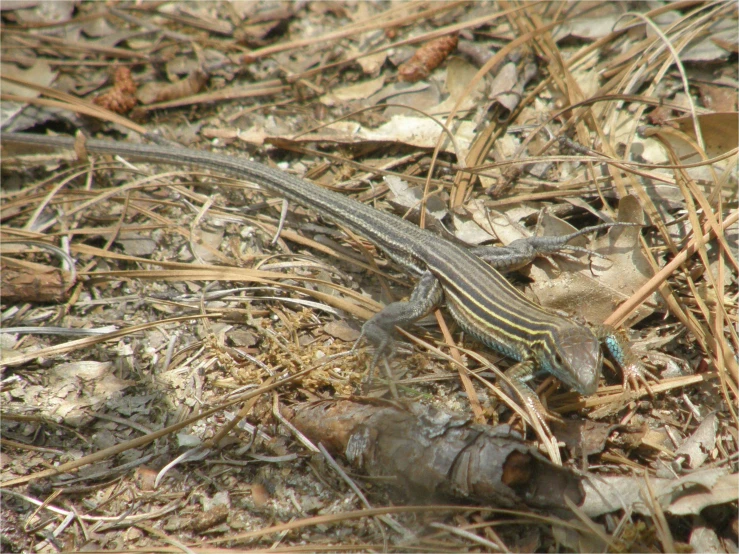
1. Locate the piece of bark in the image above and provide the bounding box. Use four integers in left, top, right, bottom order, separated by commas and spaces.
283, 398, 584, 513
1, 259, 74, 302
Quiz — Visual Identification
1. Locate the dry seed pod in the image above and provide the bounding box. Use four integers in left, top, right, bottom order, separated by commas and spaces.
398, 34, 458, 82
92, 66, 138, 114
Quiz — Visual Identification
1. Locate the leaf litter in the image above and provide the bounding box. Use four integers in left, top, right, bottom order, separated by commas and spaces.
0, 2, 737, 552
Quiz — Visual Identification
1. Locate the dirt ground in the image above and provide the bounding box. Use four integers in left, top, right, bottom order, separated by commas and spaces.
1, 2, 737, 552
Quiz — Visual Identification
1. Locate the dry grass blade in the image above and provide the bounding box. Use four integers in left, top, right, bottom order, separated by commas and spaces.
1, 74, 146, 132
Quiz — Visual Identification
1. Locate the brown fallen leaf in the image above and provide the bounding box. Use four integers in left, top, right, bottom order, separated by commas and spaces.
527, 197, 655, 326
671, 112, 739, 160
322, 320, 360, 342
554, 419, 624, 458
698, 83, 738, 113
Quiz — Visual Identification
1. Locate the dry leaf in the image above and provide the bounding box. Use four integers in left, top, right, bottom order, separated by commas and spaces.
656, 413, 718, 477
527, 197, 655, 325
18, 361, 133, 427
671, 112, 739, 159
0, 59, 57, 129
268, 114, 475, 154
582, 468, 737, 517
319, 75, 385, 106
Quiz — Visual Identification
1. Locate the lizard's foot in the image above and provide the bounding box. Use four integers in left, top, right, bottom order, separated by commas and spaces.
504, 361, 565, 427
519, 388, 565, 427
621, 359, 657, 397
597, 325, 657, 396
355, 322, 402, 398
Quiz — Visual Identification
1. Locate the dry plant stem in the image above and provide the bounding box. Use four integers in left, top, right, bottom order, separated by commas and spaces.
428, 522, 506, 551
647, 126, 737, 271
273, 394, 320, 455
204, 377, 274, 449
84, 267, 378, 319
1, 73, 146, 131
572, 374, 714, 412
563, 495, 619, 551
142, 82, 288, 111
607, 6, 728, 185
0, 313, 220, 370
2, 28, 147, 58
101, 185, 130, 255
6, 184, 385, 312
451, 147, 734, 182
657, 154, 739, 418
623, 5, 733, 153
519, 7, 611, 202
248, 1, 522, 75
505, 66, 706, 250
265, 225, 407, 285
398, 330, 539, 429
433, 308, 484, 423
245, 2, 465, 60
606, 6, 726, 242
484, 93, 714, 178
494, 1, 708, 182
266, 141, 448, 188
605, 211, 739, 414
316, 443, 401, 542
66, 495, 179, 526
661, 142, 734, 329
604, 212, 739, 327
601, 5, 732, 245
294, 5, 534, 87
108, 6, 196, 41
135, 524, 196, 554
643, 473, 677, 553
197, 504, 589, 548
637, 233, 707, 354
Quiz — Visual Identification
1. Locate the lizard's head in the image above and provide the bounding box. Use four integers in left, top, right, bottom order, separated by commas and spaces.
542, 326, 602, 396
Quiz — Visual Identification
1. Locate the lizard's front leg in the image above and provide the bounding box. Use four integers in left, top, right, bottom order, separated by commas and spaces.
361, 270, 443, 366
504, 360, 565, 427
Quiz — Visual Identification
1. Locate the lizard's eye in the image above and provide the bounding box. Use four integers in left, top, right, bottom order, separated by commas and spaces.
554, 352, 564, 366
